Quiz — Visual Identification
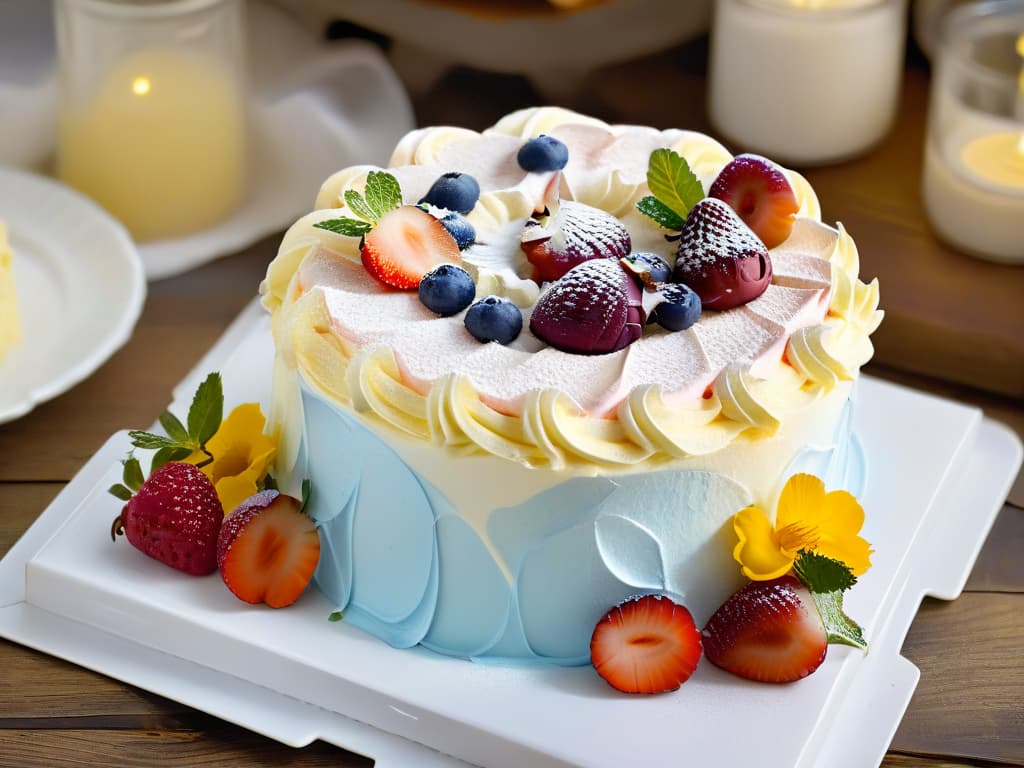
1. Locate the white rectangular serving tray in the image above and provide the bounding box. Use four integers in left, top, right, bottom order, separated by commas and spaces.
1, 299, 1021, 768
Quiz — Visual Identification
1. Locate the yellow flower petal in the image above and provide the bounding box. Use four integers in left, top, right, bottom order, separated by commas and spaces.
216, 470, 261, 516
775, 473, 826, 529
817, 489, 865, 538
206, 403, 267, 463
733, 506, 794, 580
816, 534, 873, 577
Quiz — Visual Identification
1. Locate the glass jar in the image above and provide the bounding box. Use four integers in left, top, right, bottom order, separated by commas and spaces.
56, 0, 246, 242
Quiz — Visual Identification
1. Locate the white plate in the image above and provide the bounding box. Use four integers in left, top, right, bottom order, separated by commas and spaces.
0, 168, 145, 424
0, 300, 1021, 767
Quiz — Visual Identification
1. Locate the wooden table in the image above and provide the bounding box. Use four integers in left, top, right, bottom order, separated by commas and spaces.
1, 32, 1022, 768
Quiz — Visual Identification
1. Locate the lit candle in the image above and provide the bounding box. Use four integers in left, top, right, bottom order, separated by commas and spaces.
923, 20, 1024, 264
708, 0, 907, 165
58, 47, 246, 242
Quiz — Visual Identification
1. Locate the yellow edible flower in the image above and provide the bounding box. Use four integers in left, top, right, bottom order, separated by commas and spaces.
189, 403, 277, 515
733, 473, 872, 581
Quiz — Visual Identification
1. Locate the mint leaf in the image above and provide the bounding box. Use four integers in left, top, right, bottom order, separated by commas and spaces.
344, 189, 378, 223
647, 148, 704, 221
363, 171, 402, 219
301, 478, 312, 513
314, 218, 373, 238
328, 610, 344, 622
637, 195, 685, 231
128, 430, 180, 450
151, 445, 192, 474
793, 550, 857, 594
187, 372, 223, 446
810, 589, 867, 649
123, 456, 145, 492
159, 410, 189, 443
108, 483, 133, 502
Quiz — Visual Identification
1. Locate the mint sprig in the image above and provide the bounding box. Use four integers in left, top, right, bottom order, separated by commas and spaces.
793, 550, 866, 650
107, 455, 145, 503
124, 372, 224, 474
637, 148, 704, 231
315, 170, 403, 238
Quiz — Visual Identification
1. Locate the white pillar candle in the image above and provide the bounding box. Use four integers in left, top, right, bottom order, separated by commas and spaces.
708, 0, 907, 166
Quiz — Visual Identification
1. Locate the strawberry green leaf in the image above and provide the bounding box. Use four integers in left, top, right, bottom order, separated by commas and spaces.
344, 189, 378, 223
150, 445, 192, 474
260, 473, 278, 492
646, 148, 704, 221
301, 478, 312, 513
637, 195, 685, 231
793, 550, 857, 594
123, 456, 145, 492
328, 610, 344, 622
108, 483, 133, 502
810, 589, 867, 650
127, 431, 180, 450
159, 410, 189, 443
187, 372, 223, 446
363, 171, 403, 219
314, 218, 373, 237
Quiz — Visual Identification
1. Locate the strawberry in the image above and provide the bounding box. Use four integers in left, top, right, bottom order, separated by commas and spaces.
701, 575, 826, 683
521, 200, 631, 283
361, 205, 461, 290
111, 461, 224, 576
530, 258, 644, 354
217, 490, 320, 608
708, 154, 799, 249
590, 594, 702, 694
673, 197, 772, 311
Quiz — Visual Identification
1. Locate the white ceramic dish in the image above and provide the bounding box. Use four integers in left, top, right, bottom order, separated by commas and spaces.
0, 299, 1020, 767
0, 168, 146, 425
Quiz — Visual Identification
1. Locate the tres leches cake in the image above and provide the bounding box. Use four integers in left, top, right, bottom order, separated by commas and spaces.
0, 222, 21, 363
254, 106, 882, 689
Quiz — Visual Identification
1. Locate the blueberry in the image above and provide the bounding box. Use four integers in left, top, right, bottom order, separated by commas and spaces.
653, 283, 701, 332
624, 252, 671, 283
464, 295, 523, 344
517, 135, 569, 173
440, 212, 476, 250
419, 172, 480, 214
418, 264, 476, 316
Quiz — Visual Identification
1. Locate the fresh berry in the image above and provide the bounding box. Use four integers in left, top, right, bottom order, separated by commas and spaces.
111, 461, 223, 576
517, 135, 569, 172
217, 490, 320, 609
673, 198, 772, 311
361, 205, 462, 290
623, 252, 671, 283
418, 172, 480, 214
521, 200, 632, 283
440, 212, 476, 250
418, 263, 476, 316
651, 283, 702, 331
590, 594, 702, 694
709, 154, 799, 249
530, 259, 644, 354
464, 295, 523, 344
701, 575, 827, 684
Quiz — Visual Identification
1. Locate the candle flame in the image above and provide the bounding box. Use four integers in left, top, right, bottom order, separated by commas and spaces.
132, 76, 151, 96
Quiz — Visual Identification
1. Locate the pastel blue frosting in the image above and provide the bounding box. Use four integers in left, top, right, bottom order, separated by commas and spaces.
300, 381, 865, 666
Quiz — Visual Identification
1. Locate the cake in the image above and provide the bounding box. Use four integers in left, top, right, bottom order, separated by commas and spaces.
259, 107, 882, 669
0, 222, 21, 363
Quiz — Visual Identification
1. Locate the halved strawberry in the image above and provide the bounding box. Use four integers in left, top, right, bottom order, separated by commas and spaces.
361, 205, 461, 290
708, 154, 799, 249
217, 490, 320, 608
590, 594, 702, 694
701, 575, 826, 683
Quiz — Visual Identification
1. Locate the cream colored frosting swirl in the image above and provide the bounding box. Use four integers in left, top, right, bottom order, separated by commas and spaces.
262, 107, 882, 473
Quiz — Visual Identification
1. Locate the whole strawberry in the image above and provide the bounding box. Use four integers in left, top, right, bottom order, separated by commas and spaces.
521, 200, 631, 283
111, 461, 224, 575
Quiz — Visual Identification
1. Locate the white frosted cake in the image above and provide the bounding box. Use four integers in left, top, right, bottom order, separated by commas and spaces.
260, 107, 882, 666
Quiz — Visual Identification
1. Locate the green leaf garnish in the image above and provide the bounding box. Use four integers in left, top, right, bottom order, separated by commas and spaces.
108, 484, 133, 502
159, 410, 189, 443
123, 456, 145, 493
636, 195, 685, 231
639, 148, 704, 228
187, 372, 223, 446
314, 218, 374, 238
127, 430, 180, 450
794, 551, 866, 650
328, 610, 344, 622
343, 189, 378, 223
150, 445, 192, 474
301, 478, 312, 513
363, 170, 403, 219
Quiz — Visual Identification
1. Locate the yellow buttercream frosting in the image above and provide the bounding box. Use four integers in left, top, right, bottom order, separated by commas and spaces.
0, 222, 21, 362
